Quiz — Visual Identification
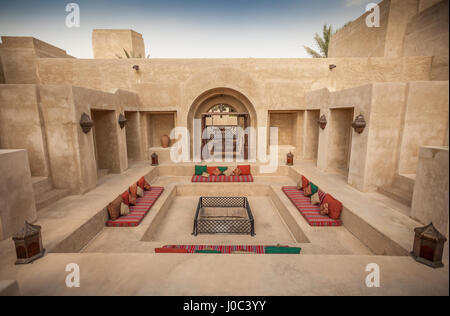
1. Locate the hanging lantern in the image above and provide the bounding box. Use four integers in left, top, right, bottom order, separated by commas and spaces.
151, 152, 159, 166
12, 221, 45, 265
286, 152, 294, 166
411, 223, 447, 268
118, 113, 127, 129
318, 115, 327, 130
352, 114, 366, 134
79, 112, 94, 134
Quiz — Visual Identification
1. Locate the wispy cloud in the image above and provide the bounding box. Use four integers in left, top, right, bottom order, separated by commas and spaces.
345, 0, 372, 7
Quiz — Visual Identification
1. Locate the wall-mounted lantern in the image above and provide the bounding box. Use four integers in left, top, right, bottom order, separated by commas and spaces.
411, 223, 447, 268
118, 113, 127, 129
132, 65, 140, 72
318, 115, 327, 130
286, 152, 294, 166
79, 112, 94, 134
13, 221, 45, 265
151, 152, 159, 166
352, 114, 366, 134
329, 64, 336, 71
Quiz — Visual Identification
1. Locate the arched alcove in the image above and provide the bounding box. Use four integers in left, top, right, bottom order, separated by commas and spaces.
187, 87, 257, 160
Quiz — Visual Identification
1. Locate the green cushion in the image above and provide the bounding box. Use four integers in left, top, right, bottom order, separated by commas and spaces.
218, 167, 228, 173
310, 182, 319, 196
195, 250, 221, 254
195, 165, 207, 175
265, 247, 301, 254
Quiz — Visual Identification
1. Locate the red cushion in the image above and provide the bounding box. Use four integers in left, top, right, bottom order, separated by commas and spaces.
137, 177, 145, 190
302, 176, 309, 191
238, 165, 251, 175
322, 194, 343, 220
155, 248, 189, 254
129, 183, 138, 205
121, 191, 130, 205
207, 166, 218, 175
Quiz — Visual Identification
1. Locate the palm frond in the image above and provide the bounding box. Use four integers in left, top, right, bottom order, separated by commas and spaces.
304, 24, 334, 58
123, 48, 130, 58
303, 45, 323, 58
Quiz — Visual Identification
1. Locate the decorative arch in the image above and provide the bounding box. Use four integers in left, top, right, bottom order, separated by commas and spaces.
187, 87, 258, 160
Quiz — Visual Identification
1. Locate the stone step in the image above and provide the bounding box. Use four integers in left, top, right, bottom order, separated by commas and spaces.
31, 177, 53, 196
392, 173, 416, 195
377, 186, 413, 207
97, 169, 109, 179
36, 189, 69, 210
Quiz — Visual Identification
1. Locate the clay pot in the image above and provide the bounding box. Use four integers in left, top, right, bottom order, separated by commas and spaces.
160, 135, 170, 148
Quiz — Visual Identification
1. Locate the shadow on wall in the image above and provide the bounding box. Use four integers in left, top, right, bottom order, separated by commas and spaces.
0, 56, 5, 84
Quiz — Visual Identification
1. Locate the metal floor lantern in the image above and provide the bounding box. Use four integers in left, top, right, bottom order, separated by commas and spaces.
411, 223, 447, 268
13, 221, 45, 265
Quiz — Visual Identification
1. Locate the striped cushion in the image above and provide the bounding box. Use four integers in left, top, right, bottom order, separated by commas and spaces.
191, 175, 254, 183
162, 245, 287, 254
106, 187, 164, 227
282, 186, 342, 227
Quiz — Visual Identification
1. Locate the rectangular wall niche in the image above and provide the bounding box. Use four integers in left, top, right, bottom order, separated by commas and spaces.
91, 109, 120, 175
147, 112, 176, 148
303, 110, 320, 161
124, 111, 141, 161
328, 108, 354, 176
268, 111, 304, 159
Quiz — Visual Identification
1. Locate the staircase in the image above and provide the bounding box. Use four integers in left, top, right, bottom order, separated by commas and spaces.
377, 174, 415, 207
32, 177, 69, 211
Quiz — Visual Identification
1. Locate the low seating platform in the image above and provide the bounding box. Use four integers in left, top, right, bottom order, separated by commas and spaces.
282, 186, 342, 227
106, 187, 164, 227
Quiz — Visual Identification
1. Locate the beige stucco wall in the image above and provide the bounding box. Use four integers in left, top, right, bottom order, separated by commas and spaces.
0, 36, 73, 84
1, 36, 72, 58
31, 57, 433, 127
363, 83, 408, 191
302, 110, 320, 161
327, 108, 354, 174
74, 87, 129, 175
92, 29, 146, 59
0, 84, 139, 195
419, 0, 445, 12
124, 111, 143, 160
39, 85, 97, 194
0, 85, 50, 177
307, 82, 442, 192
269, 112, 297, 146
329, 0, 391, 58
397, 81, 449, 174
0, 149, 37, 241
329, 0, 448, 80
411, 146, 449, 235
403, 0, 449, 80
0, 48, 39, 84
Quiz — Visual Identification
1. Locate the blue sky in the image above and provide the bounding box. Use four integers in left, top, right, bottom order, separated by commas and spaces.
0, 0, 380, 58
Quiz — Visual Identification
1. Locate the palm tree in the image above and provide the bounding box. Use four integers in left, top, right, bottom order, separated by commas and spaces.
116, 48, 150, 59
303, 24, 333, 58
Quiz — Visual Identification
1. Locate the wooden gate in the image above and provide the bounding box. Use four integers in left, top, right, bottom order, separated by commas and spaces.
201, 113, 249, 160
